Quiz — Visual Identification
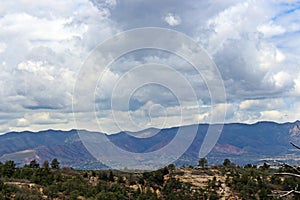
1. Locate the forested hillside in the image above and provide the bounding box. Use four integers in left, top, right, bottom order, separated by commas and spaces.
0, 158, 299, 199
1, 121, 300, 169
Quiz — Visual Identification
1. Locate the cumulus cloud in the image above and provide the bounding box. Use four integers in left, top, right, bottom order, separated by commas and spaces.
0, 43, 6, 54
0, 0, 118, 133
257, 22, 286, 38
164, 13, 181, 26
1, 0, 300, 133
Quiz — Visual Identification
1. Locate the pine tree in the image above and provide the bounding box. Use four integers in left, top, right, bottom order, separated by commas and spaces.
198, 157, 208, 168
51, 158, 60, 169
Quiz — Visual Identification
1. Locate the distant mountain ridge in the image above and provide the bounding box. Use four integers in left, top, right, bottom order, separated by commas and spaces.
0, 121, 300, 169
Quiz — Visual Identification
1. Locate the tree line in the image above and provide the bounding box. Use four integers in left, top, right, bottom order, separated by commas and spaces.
0, 157, 299, 199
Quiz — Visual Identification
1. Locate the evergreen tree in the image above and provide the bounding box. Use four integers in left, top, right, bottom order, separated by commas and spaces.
51, 158, 60, 169
108, 170, 114, 182
29, 160, 40, 168
198, 157, 208, 168
2, 160, 15, 177
223, 158, 231, 166
42, 160, 49, 170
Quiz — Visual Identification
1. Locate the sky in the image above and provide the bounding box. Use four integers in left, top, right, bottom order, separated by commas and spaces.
1, 0, 300, 134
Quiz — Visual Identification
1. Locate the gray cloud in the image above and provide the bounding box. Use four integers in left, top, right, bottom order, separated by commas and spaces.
0, 0, 300, 133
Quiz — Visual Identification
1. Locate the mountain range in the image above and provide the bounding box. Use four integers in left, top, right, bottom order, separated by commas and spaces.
0, 121, 300, 169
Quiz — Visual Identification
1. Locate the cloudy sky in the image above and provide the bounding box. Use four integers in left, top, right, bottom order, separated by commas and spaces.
1, 0, 300, 134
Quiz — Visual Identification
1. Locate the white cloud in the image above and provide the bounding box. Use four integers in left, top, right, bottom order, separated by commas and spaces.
272, 71, 292, 89
16, 118, 29, 127
164, 13, 181, 26
202, 1, 267, 53
258, 45, 285, 70
260, 110, 282, 121
0, 0, 119, 133
292, 73, 300, 95
240, 99, 285, 111
257, 22, 286, 38
0, 43, 6, 54
1, 0, 300, 133
0, 13, 79, 41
